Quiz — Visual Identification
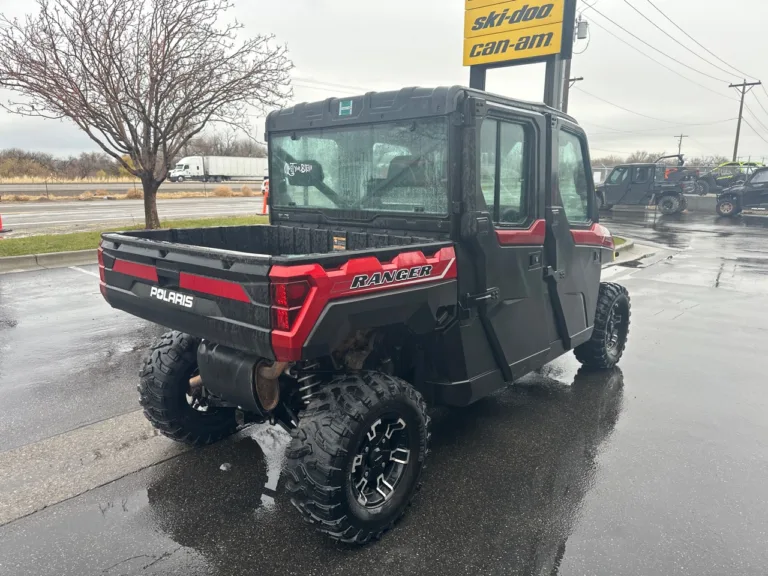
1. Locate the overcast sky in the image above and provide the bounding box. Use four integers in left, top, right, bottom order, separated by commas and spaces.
1, 0, 767, 160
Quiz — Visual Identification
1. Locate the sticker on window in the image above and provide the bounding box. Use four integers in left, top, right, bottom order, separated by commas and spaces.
339, 99, 353, 117
284, 162, 313, 177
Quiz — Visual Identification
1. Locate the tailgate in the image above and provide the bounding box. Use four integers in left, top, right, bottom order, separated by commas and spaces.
99, 233, 274, 359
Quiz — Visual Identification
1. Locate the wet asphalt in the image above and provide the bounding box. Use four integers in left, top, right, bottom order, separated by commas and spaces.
2, 211, 768, 575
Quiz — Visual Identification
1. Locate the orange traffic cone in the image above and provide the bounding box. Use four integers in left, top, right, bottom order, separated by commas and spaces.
261, 181, 269, 215
0, 213, 9, 234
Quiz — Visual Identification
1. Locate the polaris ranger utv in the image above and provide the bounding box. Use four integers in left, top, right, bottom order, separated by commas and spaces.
99, 86, 630, 544
597, 155, 694, 214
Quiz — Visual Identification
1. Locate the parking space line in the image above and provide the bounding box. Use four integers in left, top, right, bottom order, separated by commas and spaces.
69, 266, 100, 279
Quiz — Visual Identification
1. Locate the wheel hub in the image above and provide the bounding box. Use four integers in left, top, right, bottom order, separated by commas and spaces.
605, 301, 623, 352
350, 416, 411, 508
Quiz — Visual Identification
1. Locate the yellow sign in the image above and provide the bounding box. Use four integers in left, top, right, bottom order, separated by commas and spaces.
464, 0, 565, 39
463, 22, 563, 66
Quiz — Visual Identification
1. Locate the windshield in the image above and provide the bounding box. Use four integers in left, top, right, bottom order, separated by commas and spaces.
269, 117, 449, 215
174, 163, 184, 171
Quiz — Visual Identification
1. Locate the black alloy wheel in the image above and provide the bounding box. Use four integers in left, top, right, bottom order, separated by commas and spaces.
350, 414, 412, 508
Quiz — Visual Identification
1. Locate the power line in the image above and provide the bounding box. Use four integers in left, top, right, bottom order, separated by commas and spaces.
742, 118, 768, 146
574, 87, 678, 123
743, 103, 768, 134
751, 92, 768, 121
588, 18, 737, 103
621, 0, 736, 82
585, 118, 737, 135
589, 5, 734, 84
687, 136, 724, 158
641, 0, 758, 82
293, 76, 370, 93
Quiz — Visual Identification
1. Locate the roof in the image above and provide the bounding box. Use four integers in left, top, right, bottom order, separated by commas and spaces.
266, 86, 577, 133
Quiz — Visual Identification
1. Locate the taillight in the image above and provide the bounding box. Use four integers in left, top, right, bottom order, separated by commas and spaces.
271, 280, 310, 331
97, 245, 107, 298
595, 223, 614, 250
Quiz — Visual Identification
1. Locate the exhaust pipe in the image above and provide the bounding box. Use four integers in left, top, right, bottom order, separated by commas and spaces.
196, 342, 290, 414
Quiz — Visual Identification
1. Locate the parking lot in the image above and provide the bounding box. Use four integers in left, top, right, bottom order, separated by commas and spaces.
2, 212, 768, 575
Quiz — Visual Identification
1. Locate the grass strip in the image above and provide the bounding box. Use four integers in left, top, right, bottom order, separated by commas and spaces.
0, 215, 268, 257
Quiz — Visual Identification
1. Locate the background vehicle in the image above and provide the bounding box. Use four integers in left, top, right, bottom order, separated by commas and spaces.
664, 166, 701, 192
169, 156, 268, 183
716, 166, 768, 216
596, 155, 694, 214
99, 86, 630, 544
697, 161, 763, 195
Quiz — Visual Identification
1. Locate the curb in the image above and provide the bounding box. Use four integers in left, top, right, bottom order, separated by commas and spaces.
0, 249, 97, 274
614, 238, 635, 255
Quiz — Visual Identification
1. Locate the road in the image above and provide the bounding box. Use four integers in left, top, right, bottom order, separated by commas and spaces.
0, 197, 264, 236
0, 180, 263, 197
2, 212, 768, 575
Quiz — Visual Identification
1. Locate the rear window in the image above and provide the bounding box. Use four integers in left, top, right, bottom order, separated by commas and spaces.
270, 117, 449, 215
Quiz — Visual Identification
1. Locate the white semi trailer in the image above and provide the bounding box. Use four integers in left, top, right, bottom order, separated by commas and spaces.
169, 156, 268, 183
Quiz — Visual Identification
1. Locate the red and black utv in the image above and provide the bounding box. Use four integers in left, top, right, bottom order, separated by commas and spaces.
99, 86, 630, 544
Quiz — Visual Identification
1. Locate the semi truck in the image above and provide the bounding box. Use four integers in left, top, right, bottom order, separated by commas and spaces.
169, 156, 268, 183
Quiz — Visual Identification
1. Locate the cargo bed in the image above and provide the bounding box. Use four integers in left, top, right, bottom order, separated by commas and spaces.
99, 224, 455, 360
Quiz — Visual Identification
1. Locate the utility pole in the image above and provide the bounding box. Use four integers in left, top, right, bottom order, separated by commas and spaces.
674, 134, 688, 155
729, 79, 762, 162
561, 59, 584, 114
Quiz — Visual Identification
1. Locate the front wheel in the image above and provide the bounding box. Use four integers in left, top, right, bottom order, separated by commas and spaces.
658, 194, 681, 215
176, 175, 185, 183
139, 331, 238, 446
285, 372, 429, 545
716, 198, 739, 217
575, 283, 630, 370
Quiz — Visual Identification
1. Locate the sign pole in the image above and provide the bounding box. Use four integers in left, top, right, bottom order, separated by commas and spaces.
469, 65, 487, 91
543, 55, 565, 109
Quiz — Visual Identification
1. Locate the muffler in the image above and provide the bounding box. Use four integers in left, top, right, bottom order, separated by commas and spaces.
196, 342, 288, 414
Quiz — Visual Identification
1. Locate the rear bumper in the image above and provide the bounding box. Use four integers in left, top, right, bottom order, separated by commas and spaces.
104, 284, 274, 359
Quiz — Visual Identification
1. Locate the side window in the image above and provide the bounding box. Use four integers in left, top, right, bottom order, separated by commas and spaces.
632, 166, 651, 184
607, 167, 628, 184
498, 122, 526, 224
479, 117, 529, 224
480, 119, 497, 210
557, 130, 591, 224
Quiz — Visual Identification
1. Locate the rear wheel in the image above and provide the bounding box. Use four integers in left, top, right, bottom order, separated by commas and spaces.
697, 179, 710, 195
139, 331, 238, 446
285, 372, 429, 545
716, 198, 738, 217
658, 194, 681, 215
575, 283, 630, 370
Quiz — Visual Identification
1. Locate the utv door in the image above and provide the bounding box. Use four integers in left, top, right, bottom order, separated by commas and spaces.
601, 166, 630, 205
622, 165, 654, 205
544, 119, 605, 350
748, 170, 768, 208
467, 110, 552, 381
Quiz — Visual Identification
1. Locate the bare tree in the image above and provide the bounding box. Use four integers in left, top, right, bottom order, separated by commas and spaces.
625, 151, 666, 164
0, 0, 292, 227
